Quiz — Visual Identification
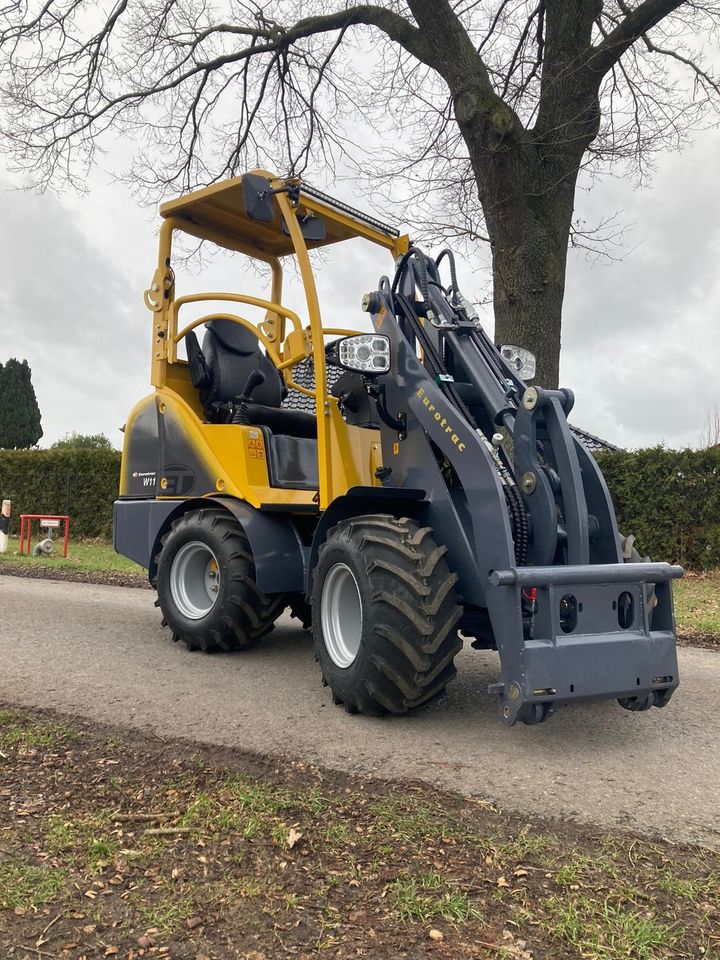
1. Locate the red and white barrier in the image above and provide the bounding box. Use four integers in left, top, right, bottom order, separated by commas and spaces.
0, 500, 10, 554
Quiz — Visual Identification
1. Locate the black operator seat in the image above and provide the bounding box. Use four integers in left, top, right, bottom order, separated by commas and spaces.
186, 318, 317, 439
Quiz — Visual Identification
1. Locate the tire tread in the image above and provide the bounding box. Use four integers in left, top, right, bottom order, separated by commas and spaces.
313, 514, 462, 715
156, 508, 282, 653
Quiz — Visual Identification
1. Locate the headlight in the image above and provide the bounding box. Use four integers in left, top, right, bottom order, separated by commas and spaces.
499, 343, 536, 381
338, 335, 390, 374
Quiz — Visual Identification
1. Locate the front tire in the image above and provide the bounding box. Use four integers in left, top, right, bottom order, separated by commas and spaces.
156, 508, 284, 653
312, 515, 463, 715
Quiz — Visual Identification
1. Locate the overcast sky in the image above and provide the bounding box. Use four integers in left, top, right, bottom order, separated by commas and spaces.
1, 126, 718, 451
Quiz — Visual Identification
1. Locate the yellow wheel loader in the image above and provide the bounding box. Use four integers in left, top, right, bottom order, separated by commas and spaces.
114, 172, 682, 725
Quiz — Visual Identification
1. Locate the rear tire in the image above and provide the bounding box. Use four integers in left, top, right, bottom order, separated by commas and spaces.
288, 596, 312, 630
620, 533, 658, 618
312, 515, 463, 715
617, 533, 663, 714
155, 508, 284, 653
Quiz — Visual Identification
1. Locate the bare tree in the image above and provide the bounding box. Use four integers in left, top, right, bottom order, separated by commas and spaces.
1, 0, 718, 386
700, 401, 720, 447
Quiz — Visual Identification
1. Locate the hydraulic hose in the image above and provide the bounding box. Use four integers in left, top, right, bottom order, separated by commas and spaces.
392, 246, 432, 307
435, 248, 459, 301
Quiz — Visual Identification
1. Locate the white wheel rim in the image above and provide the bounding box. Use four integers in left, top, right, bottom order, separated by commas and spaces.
170, 541, 220, 619
320, 562, 363, 668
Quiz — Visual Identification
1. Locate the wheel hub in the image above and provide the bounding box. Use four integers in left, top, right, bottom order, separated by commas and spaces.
320, 562, 363, 668
170, 541, 220, 620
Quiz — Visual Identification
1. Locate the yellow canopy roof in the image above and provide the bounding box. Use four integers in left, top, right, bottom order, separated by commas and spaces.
160, 173, 402, 258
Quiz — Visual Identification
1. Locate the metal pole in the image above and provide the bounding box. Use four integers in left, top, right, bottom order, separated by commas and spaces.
0, 499, 10, 554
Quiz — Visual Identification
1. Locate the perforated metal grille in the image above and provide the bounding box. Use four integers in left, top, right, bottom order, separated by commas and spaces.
281, 357, 342, 414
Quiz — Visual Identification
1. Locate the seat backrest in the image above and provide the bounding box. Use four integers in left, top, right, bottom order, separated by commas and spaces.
201, 319, 284, 408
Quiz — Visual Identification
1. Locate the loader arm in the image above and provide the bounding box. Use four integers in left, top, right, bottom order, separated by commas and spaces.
359, 248, 681, 724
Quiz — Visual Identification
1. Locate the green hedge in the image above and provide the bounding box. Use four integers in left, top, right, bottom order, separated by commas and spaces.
596, 446, 720, 571
0, 445, 717, 568
0, 449, 121, 539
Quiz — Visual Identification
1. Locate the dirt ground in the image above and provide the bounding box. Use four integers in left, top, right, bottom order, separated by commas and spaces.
0, 563, 150, 589
1, 706, 719, 960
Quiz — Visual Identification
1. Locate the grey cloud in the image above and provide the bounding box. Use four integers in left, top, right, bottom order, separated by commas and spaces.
0, 182, 150, 447
560, 130, 720, 448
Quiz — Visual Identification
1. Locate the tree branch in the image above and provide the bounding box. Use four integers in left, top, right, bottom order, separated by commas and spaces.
638, 28, 720, 96
406, 0, 525, 140
277, 5, 436, 69
590, 0, 687, 75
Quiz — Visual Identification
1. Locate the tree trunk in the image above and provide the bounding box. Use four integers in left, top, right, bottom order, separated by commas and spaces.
460, 122, 588, 389
444, 0, 603, 390
485, 192, 574, 389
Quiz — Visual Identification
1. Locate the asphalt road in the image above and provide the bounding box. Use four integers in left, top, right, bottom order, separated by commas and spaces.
2, 574, 718, 849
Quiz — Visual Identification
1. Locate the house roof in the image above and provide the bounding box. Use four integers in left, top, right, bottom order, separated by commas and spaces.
570, 425, 620, 453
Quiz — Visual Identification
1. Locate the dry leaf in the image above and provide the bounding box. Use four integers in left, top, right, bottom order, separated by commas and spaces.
428, 928, 444, 941
502, 930, 533, 959
497, 876, 510, 887
287, 827, 303, 849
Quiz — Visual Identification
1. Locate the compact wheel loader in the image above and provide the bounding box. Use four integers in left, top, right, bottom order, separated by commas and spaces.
114, 171, 682, 725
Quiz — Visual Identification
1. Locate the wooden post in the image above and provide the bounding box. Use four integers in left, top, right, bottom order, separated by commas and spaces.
0, 500, 10, 554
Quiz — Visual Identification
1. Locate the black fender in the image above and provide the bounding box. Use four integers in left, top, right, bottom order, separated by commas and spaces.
114, 496, 306, 593
306, 486, 426, 595
215, 497, 306, 593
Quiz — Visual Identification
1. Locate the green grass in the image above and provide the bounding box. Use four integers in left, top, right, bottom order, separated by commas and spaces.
322, 822, 354, 846
0, 536, 142, 574
656, 869, 720, 900
389, 875, 483, 924
541, 895, 678, 959
0, 863, 67, 910
44, 810, 119, 873
368, 795, 458, 843
0, 709, 79, 749
486, 826, 559, 865
177, 776, 300, 840
673, 571, 720, 637
135, 886, 197, 934
221, 773, 293, 814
